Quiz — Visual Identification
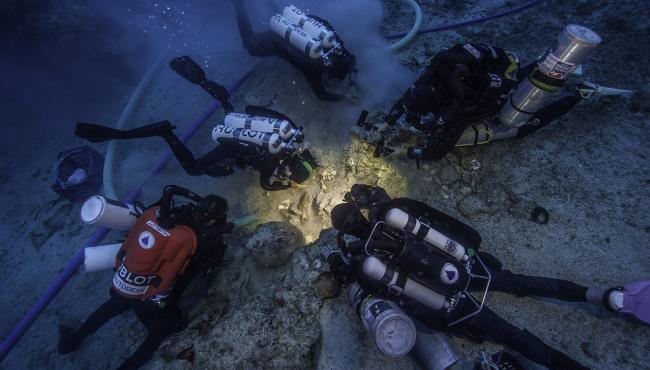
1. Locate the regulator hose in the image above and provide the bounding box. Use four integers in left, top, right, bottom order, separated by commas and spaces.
389, 0, 423, 51
104, 51, 169, 200
385, 0, 544, 40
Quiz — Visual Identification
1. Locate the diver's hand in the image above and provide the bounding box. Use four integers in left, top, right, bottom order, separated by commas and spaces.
320, 243, 343, 262
170, 56, 206, 85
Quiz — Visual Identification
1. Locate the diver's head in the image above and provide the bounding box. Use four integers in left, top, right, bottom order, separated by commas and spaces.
331, 203, 370, 239
328, 46, 357, 80
281, 155, 315, 184
192, 195, 228, 226
402, 83, 442, 124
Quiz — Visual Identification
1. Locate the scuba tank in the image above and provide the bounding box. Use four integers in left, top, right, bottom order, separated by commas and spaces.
282, 5, 336, 48
212, 125, 285, 154
384, 208, 468, 261
348, 282, 417, 357
362, 256, 450, 311
411, 322, 462, 370
499, 25, 601, 128
83, 243, 122, 272
269, 14, 323, 59
224, 113, 297, 140
80, 195, 139, 231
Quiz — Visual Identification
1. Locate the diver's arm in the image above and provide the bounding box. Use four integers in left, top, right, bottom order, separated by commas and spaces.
386, 100, 406, 125
259, 167, 291, 191
260, 177, 291, 191
439, 98, 462, 124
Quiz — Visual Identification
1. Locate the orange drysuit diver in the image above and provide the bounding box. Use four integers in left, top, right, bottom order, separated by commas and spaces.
58, 185, 233, 370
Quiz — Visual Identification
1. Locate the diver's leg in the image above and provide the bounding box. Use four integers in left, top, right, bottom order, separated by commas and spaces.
117, 305, 185, 370
192, 145, 236, 177
489, 269, 588, 302
456, 307, 588, 370
232, 0, 275, 56
58, 295, 131, 354
516, 95, 581, 138
75, 121, 175, 143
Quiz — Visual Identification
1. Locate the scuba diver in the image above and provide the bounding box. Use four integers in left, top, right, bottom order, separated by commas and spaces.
322, 184, 650, 370
75, 56, 317, 191
374, 25, 632, 161
232, 1, 357, 101
58, 185, 234, 370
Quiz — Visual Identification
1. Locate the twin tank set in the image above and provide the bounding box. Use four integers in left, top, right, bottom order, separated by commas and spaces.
269, 5, 342, 64
343, 207, 490, 369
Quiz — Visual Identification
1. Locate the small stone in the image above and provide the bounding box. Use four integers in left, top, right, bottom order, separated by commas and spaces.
314, 272, 339, 299
470, 159, 481, 171
245, 222, 305, 268
439, 165, 460, 185
457, 195, 489, 217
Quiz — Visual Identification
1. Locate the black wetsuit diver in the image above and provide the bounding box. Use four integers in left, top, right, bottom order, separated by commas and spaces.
386, 42, 597, 160
58, 186, 232, 370
232, 0, 357, 101
323, 185, 642, 370
75, 56, 317, 191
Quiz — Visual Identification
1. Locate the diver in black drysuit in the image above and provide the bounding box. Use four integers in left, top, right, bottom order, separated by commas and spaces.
58, 186, 232, 370
75, 56, 317, 191
232, 0, 357, 101
323, 184, 638, 370
386, 42, 593, 160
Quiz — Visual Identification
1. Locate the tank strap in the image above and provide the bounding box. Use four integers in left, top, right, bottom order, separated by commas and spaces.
395, 273, 408, 293
404, 215, 417, 233
415, 223, 429, 240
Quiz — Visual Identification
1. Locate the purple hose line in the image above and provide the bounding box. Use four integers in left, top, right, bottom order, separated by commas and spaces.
0, 63, 258, 362
384, 0, 544, 39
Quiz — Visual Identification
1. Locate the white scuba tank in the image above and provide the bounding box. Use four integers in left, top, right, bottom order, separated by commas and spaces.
80, 195, 138, 231
212, 125, 285, 154
84, 243, 122, 272
224, 113, 296, 140
282, 5, 336, 48
363, 256, 449, 311
385, 208, 468, 261
348, 282, 417, 358
269, 14, 323, 59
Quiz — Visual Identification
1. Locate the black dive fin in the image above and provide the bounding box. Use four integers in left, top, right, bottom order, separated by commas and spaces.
75, 123, 124, 143
169, 56, 206, 85
244, 105, 295, 124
